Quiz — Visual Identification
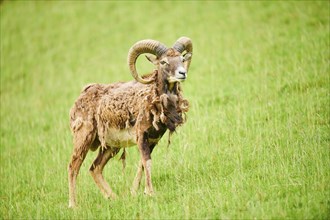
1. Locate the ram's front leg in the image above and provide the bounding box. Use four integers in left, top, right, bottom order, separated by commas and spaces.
143, 158, 153, 196
131, 159, 143, 195
137, 132, 154, 196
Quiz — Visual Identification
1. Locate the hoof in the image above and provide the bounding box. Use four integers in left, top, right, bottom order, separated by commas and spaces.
105, 192, 118, 200
111, 194, 118, 200
68, 202, 76, 209
144, 190, 154, 196
130, 189, 138, 196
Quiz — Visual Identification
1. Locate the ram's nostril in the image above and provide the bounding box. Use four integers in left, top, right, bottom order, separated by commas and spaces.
179, 71, 186, 75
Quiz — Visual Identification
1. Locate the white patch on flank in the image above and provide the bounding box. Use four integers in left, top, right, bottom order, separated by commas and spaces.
105, 127, 136, 148
105, 128, 161, 148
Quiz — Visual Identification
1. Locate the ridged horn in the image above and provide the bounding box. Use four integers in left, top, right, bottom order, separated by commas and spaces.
173, 36, 193, 71
128, 39, 168, 84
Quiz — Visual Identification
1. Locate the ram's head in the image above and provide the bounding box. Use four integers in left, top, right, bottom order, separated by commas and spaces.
127, 37, 193, 84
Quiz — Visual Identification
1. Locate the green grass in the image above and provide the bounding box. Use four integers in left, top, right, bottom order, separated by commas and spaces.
1, 1, 329, 219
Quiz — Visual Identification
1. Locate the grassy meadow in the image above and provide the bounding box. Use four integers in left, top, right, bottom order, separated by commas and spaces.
1, 1, 329, 219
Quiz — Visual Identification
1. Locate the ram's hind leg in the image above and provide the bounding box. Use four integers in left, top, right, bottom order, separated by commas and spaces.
68, 120, 95, 208
90, 147, 120, 199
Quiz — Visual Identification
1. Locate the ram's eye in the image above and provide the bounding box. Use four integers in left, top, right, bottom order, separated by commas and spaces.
160, 60, 168, 65
180, 56, 184, 62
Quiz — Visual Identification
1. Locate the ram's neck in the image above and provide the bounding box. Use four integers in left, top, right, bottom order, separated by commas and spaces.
156, 73, 178, 96
167, 82, 177, 92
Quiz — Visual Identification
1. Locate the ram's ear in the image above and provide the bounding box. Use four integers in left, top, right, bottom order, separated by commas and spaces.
145, 55, 159, 65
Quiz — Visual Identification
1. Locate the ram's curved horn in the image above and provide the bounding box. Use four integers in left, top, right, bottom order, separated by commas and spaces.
173, 37, 193, 71
128, 39, 168, 84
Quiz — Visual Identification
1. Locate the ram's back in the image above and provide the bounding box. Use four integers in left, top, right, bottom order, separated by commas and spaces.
69, 83, 122, 131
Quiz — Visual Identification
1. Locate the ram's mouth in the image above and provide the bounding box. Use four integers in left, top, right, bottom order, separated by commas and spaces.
176, 76, 186, 82
168, 76, 186, 83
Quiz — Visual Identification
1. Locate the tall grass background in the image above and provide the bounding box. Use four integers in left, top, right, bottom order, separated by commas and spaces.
1, 1, 329, 219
